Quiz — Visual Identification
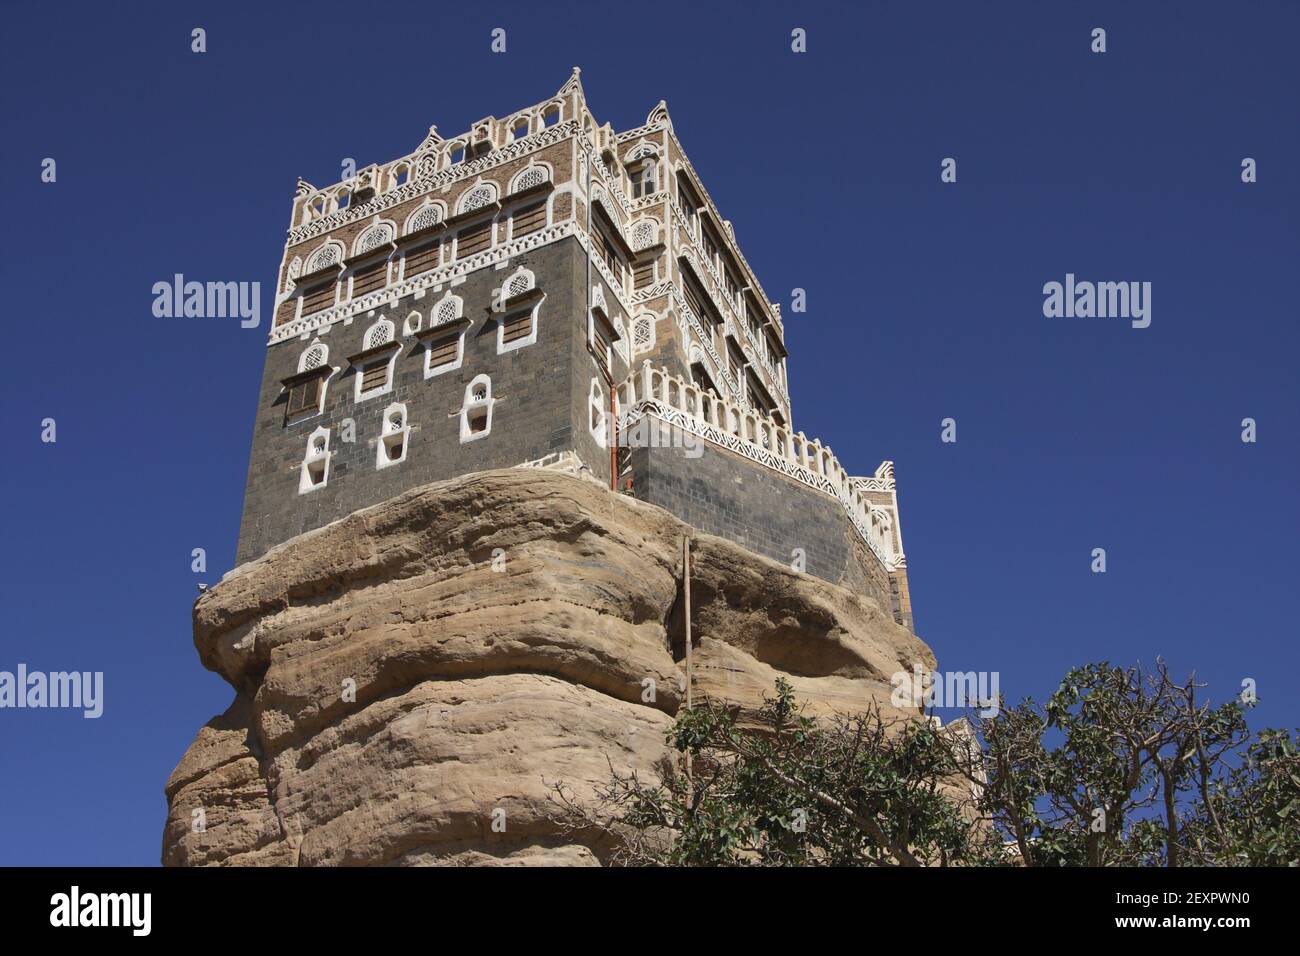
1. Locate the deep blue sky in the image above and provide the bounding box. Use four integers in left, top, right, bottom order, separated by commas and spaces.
0, 1, 1295, 865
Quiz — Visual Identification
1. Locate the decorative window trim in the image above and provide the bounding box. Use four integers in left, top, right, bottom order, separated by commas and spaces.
418, 292, 468, 378
459, 374, 495, 443
353, 319, 399, 402
298, 339, 329, 373
285, 256, 302, 292
509, 163, 552, 194
628, 217, 660, 252
631, 314, 656, 356
376, 402, 410, 470
496, 294, 543, 354
495, 267, 541, 355
402, 310, 422, 336
299, 426, 331, 494
363, 317, 395, 351
456, 178, 499, 215
403, 200, 447, 235
305, 240, 345, 274
421, 325, 466, 378
352, 218, 397, 257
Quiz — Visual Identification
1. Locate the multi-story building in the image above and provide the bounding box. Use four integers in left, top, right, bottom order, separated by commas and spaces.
236, 69, 913, 629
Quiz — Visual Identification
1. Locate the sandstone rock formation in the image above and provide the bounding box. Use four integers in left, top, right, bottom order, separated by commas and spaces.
162, 467, 936, 866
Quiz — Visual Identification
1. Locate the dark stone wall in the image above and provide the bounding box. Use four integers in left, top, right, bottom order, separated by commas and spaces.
237, 237, 607, 564
625, 423, 896, 619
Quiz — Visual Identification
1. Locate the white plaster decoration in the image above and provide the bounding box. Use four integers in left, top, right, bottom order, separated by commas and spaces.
353, 219, 396, 256
402, 311, 421, 336
629, 218, 659, 251
510, 164, 550, 193
299, 340, 327, 372
299, 426, 331, 493
588, 378, 608, 448
430, 291, 463, 326
459, 375, 495, 442
286, 257, 302, 290
305, 240, 344, 273
364, 318, 394, 349
631, 315, 655, 355
404, 201, 445, 234
376, 402, 410, 469
457, 180, 498, 214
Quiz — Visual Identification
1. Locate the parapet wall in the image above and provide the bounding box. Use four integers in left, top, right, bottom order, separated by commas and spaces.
625, 422, 898, 623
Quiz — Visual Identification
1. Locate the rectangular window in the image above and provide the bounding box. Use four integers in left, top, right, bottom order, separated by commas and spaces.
592, 225, 624, 285
404, 241, 439, 278
301, 282, 336, 315
592, 318, 612, 379
633, 258, 656, 290
286, 377, 322, 421
512, 202, 547, 238
360, 362, 389, 394
275, 300, 297, 327
426, 332, 460, 370
502, 310, 534, 345
350, 259, 388, 298
457, 220, 493, 258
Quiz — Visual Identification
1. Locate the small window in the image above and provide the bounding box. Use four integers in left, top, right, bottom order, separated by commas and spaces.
335, 188, 351, 210
592, 224, 625, 286
457, 220, 493, 258
502, 309, 533, 345
377, 403, 409, 469
460, 376, 494, 442
360, 361, 389, 395
390, 163, 410, 189
588, 378, 608, 448
350, 258, 389, 298
590, 311, 613, 380
299, 428, 331, 493
542, 105, 560, 127
424, 329, 463, 377
404, 240, 440, 278
301, 282, 336, 315
512, 201, 547, 238
511, 117, 531, 140
630, 162, 657, 199
449, 144, 466, 165
286, 376, 323, 422
634, 257, 656, 290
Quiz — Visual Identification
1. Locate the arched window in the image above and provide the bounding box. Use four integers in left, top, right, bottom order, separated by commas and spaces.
542, 103, 561, 127
510, 165, 549, 194
355, 319, 398, 400
388, 162, 411, 190
459, 375, 494, 442
377, 402, 409, 469
299, 341, 328, 373
458, 181, 498, 214
353, 221, 395, 257
284, 340, 331, 423
299, 427, 331, 493
496, 268, 541, 354
305, 241, 342, 274
422, 292, 467, 378
405, 201, 444, 235
334, 186, 351, 211
509, 116, 531, 141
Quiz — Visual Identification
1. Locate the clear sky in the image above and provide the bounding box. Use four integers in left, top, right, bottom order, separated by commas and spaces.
0, 0, 1295, 865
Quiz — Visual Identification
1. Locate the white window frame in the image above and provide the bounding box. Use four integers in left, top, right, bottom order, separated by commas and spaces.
376, 402, 410, 470
299, 426, 331, 494
459, 375, 495, 443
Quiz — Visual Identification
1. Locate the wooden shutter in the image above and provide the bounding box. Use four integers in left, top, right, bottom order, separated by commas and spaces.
360, 361, 389, 393
592, 319, 612, 379
512, 202, 547, 237
286, 377, 322, 421
426, 333, 459, 368
502, 310, 533, 344
275, 300, 297, 327
634, 258, 656, 290
302, 282, 336, 315
457, 220, 493, 257
351, 259, 388, 297
682, 280, 706, 322
404, 241, 439, 277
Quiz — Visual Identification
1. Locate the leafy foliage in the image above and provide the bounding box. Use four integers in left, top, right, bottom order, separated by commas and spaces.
550, 662, 1298, 867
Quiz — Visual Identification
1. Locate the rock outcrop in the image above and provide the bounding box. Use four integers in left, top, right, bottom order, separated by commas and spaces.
162, 467, 935, 866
